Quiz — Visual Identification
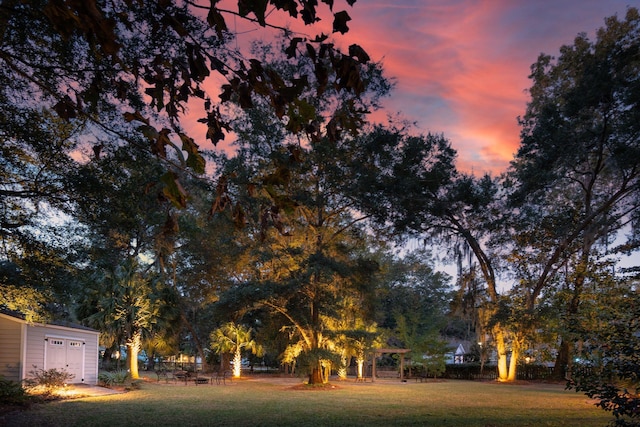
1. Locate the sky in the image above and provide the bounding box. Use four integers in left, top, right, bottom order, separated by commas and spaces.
335, 0, 635, 175
199, 1, 634, 175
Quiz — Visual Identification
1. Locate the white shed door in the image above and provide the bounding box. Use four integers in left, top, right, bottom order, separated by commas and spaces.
46, 338, 84, 383
66, 341, 84, 382
47, 338, 67, 370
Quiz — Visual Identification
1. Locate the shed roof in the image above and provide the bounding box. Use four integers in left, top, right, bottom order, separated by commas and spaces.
0, 308, 98, 333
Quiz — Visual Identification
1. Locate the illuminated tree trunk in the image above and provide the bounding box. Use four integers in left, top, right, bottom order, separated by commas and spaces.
495, 328, 509, 381
357, 357, 364, 380
338, 354, 348, 380
127, 332, 142, 380
233, 347, 242, 378
507, 343, 519, 382
322, 360, 331, 383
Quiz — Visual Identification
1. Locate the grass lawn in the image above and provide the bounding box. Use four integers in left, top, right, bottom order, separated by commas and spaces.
3, 375, 611, 427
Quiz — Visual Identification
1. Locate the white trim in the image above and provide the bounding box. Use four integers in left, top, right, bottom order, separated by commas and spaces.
20, 323, 27, 380
43, 335, 48, 371
81, 341, 86, 383
93, 334, 99, 382
45, 333, 87, 342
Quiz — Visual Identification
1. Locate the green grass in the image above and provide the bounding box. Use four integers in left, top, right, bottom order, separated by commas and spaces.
4, 376, 611, 427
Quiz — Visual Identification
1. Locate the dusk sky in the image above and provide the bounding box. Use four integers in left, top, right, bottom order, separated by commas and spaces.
205, 1, 635, 175
337, 1, 635, 175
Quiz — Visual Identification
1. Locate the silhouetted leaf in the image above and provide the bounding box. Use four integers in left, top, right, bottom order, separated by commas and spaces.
272, 0, 298, 17
238, 0, 269, 26
187, 44, 210, 82
285, 37, 304, 58
321, 0, 335, 10
207, 7, 227, 36
333, 11, 351, 34
349, 44, 370, 63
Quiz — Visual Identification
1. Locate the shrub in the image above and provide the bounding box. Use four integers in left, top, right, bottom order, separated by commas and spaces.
98, 370, 130, 387
567, 283, 640, 427
24, 368, 74, 395
0, 375, 30, 407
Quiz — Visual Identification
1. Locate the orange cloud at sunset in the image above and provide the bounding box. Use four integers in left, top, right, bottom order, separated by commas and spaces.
341, 0, 632, 175
181, 1, 632, 176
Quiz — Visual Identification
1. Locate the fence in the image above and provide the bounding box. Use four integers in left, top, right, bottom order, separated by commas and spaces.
443, 364, 557, 381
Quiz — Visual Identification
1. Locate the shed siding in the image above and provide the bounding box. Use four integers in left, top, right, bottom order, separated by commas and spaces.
24, 325, 46, 375
0, 316, 22, 382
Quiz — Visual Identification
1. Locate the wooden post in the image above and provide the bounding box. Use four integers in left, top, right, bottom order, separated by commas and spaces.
372, 351, 376, 383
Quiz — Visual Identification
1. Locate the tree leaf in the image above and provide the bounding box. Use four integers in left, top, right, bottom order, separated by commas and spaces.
153, 128, 172, 159
160, 171, 188, 209
332, 11, 351, 34
285, 37, 304, 58
349, 44, 370, 63
187, 44, 210, 82
124, 111, 149, 125
207, 7, 228, 36
321, 0, 334, 11
179, 133, 206, 174
272, 0, 298, 18
238, 0, 269, 26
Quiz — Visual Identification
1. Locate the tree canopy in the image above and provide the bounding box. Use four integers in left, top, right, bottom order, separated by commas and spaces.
1, 4, 639, 423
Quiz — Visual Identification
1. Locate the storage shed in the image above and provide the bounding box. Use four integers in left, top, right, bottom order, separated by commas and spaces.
0, 310, 99, 385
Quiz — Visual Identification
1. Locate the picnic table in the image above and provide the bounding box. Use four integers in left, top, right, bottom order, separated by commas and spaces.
155, 369, 232, 385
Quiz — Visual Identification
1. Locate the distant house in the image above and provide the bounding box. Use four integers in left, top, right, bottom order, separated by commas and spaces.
0, 310, 99, 385
444, 342, 469, 364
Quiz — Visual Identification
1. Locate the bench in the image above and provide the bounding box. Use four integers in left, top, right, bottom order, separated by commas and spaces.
213, 370, 232, 385
155, 369, 230, 385
174, 370, 190, 384
176, 371, 212, 385
411, 373, 429, 382
155, 369, 177, 383
193, 375, 211, 385
375, 370, 399, 379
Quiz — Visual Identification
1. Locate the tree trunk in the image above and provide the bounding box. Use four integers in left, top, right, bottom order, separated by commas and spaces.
127, 332, 142, 379
553, 339, 570, 380
233, 348, 242, 378
308, 361, 324, 384
507, 344, 519, 382
553, 258, 587, 380
180, 312, 209, 372
322, 361, 331, 383
219, 352, 230, 374
357, 358, 364, 380
338, 354, 347, 380
495, 328, 509, 381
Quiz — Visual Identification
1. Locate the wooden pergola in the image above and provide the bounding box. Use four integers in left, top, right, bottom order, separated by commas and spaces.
371, 348, 411, 382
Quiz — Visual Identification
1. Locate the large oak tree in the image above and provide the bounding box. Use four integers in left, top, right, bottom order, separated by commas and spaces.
507, 7, 640, 379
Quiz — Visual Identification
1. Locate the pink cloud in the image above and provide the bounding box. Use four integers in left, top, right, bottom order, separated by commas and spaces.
182, 0, 632, 176
344, 0, 632, 174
